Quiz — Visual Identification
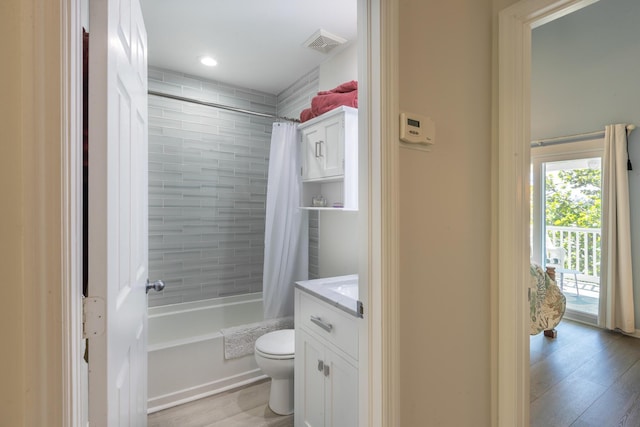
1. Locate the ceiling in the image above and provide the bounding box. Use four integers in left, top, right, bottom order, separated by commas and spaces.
139, 0, 357, 95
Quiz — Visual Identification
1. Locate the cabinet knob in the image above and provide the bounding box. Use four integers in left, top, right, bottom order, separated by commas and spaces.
324, 364, 330, 377
318, 360, 324, 372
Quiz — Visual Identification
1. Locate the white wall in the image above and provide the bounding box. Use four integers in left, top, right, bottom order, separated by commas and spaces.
399, 0, 493, 425
531, 0, 640, 329
318, 211, 359, 278
316, 42, 360, 278
318, 42, 358, 92
82, 0, 89, 29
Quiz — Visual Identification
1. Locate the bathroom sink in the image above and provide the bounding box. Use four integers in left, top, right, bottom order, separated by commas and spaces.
324, 282, 358, 300
295, 274, 360, 317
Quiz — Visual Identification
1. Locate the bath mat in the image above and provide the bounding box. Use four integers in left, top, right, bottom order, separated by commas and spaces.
221, 316, 294, 360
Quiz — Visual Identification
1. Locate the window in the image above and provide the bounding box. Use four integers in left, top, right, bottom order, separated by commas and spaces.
531, 139, 603, 324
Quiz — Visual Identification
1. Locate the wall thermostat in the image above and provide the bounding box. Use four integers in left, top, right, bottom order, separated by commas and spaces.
400, 112, 435, 145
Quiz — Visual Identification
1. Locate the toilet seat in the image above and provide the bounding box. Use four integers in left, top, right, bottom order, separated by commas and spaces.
255, 329, 294, 360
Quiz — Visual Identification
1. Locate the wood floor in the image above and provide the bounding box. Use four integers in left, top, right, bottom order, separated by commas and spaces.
531, 319, 640, 427
147, 380, 293, 427
150, 320, 640, 427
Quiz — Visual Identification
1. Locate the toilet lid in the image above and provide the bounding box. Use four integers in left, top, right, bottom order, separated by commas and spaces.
255, 329, 295, 356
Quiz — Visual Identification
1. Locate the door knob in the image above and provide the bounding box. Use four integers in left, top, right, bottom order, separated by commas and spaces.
146, 279, 165, 293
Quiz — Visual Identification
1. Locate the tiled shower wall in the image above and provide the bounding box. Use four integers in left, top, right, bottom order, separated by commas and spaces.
148, 66, 319, 306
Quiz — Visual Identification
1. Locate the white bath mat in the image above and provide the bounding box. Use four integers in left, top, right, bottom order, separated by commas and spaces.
221, 316, 294, 360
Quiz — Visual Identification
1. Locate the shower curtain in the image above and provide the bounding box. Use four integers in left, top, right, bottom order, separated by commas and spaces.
600, 124, 635, 333
263, 122, 308, 320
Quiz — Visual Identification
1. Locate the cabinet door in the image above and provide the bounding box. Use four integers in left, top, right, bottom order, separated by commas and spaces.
300, 115, 344, 181
325, 350, 358, 427
320, 115, 344, 179
296, 330, 326, 427
301, 125, 325, 181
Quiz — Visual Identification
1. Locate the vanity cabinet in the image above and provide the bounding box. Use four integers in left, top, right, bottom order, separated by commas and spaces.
294, 289, 358, 427
298, 106, 358, 210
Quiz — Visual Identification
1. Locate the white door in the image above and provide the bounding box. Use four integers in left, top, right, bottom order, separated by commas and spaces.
88, 0, 149, 424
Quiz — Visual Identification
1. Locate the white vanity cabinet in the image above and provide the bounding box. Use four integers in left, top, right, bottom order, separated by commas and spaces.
298, 106, 358, 210
294, 288, 358, 427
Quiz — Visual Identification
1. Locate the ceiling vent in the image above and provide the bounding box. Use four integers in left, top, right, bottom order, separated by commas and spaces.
303, 29, 347, 54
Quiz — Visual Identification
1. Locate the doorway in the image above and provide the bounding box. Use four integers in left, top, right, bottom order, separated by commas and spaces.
496, 1, 607, 426
76, 0, 392, 425
499, 0, 640, 425
531, 140, 604, 325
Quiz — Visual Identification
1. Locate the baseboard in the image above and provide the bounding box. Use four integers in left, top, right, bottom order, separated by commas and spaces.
629, 329, 640, 339
147, 370, 267, 413
563, 312, 640, 339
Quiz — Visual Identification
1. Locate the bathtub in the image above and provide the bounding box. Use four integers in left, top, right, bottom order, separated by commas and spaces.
147, 292, 266, 413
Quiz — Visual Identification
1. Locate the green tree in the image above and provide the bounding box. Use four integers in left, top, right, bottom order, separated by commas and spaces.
545, 167, 602, 275
545, 168, 601, 228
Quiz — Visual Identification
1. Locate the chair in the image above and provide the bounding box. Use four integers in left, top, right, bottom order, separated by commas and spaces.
546, 246, 580, 296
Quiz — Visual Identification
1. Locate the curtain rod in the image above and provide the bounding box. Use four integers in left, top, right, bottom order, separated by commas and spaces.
531, 124, 636, 147
148, 90, 300, 123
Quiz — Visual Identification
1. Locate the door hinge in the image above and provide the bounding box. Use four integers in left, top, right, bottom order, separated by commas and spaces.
357, 300, 364, 318
83, 296, 106, 339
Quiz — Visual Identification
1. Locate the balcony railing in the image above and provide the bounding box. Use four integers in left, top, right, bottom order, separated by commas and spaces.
546, 225, 601, 284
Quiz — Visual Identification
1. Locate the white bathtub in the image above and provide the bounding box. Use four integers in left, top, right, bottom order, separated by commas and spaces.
147, 292, 266, 413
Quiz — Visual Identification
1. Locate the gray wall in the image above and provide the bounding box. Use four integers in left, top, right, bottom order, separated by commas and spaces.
532, 0, 640, 329
148, 67, 319, 306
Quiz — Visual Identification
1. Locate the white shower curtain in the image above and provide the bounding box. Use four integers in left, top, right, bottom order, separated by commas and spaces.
263, 122, 308, 320
599, 124, 635, 333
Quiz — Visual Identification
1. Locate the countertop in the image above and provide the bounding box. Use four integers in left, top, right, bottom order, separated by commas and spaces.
295, 274, 361, 318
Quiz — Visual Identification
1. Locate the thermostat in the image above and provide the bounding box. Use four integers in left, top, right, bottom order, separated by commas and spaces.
400, 112, 435, 145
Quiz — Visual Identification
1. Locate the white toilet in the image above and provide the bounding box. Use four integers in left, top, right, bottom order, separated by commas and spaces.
254, 329, 295, 415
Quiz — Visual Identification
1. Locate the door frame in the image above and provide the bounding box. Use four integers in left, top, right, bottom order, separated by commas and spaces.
18, 0, 84, 425
357, 0, 400, 425
496, 0, 600, 425
43, 0, 398, 425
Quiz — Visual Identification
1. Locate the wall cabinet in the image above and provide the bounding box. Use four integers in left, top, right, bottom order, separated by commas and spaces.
294, 289, 358, 427
298, 106, 358, 210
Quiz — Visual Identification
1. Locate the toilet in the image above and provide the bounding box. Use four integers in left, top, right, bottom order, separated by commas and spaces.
254, 329, 295, 415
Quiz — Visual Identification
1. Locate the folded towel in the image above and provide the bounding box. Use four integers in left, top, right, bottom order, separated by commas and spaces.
300, 108, 315, 123
221, 317, 294, 360
316, 80, 357, 95
300, 81, 358, 122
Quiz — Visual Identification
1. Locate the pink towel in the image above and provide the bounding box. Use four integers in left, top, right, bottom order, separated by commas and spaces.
300, 81, 358, 122
300, 108, 315, 122
317, 80, 358, 95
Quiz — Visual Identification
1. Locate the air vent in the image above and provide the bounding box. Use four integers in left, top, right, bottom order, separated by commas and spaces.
303, 29, 347, 54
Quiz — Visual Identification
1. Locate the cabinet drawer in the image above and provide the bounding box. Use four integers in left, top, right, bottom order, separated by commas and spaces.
298, 291, 358, 360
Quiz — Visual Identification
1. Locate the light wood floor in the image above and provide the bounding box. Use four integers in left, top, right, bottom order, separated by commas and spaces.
150, 320, 640, 427
531, 319, 640, 427
147, 380, 293, 427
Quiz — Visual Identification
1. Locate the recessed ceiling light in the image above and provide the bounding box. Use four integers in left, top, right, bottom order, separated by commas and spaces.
199, 56, 217, 67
